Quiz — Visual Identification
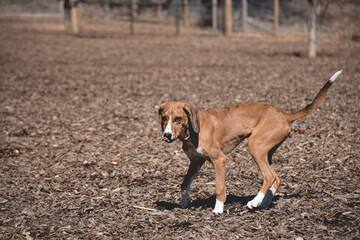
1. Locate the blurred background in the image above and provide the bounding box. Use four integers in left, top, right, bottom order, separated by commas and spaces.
0, 0, 359, 38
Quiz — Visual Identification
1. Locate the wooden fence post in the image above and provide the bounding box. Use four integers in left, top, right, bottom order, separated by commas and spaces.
212, 0, 217, 30
184, 0, 189, 27
70, 1, 80, 34
242, 0, 247, 32
225, 0, 232, 36
273, 0, 279, 36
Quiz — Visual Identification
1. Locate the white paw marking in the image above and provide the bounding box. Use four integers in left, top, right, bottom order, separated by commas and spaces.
270, 185, 276, 195
212, 198, 224, 214
246, 192, 265, 209
213, 190, 226, 214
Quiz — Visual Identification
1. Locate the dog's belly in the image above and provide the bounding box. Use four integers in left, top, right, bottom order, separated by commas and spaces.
221, 135, 248, 154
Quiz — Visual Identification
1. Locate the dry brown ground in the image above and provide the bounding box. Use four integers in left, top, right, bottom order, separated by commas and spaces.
0, 15, 359, 239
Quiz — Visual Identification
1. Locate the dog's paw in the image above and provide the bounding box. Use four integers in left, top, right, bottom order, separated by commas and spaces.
180, 191, 191, 208
246, 192, 265, 209
212, 198, 224, 214
246, 200, 261, 209
260, 188, 275, 209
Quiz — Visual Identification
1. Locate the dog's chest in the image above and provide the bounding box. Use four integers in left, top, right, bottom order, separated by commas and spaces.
183, 143, 204, 159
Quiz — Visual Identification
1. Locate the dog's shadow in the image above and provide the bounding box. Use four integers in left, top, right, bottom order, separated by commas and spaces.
153, 194, 272, 210
154, 193, 300, 211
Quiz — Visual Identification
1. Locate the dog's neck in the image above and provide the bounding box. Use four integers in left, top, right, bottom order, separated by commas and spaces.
181, 128, 199, 147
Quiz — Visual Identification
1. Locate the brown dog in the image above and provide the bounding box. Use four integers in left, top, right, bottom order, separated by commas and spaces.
158, 70, 342, 213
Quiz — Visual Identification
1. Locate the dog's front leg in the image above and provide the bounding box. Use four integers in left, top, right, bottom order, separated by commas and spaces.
212, 152, 227, 214
180, 159, 205, 208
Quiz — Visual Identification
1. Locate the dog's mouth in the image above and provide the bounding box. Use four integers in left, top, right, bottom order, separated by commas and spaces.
162, 136, 175, 143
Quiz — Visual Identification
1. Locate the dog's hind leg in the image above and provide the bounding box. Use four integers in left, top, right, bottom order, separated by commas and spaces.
260, 137, 288, 208
246, 123, 290, 209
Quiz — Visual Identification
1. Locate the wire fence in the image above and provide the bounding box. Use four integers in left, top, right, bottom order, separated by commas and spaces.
75, 0, 309, 35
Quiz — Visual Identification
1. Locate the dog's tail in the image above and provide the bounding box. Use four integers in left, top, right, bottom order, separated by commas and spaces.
286, 70, 342, 123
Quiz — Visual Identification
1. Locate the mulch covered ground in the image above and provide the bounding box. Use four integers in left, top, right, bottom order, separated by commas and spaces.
0, 15, 359, 239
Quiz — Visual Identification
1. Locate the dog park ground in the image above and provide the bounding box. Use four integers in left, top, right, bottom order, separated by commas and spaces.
0, 14, 359, 239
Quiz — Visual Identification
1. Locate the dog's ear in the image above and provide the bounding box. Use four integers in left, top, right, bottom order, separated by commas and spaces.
183, 103, 200, 133
158, 103, 167, 116
158, 107, 163, 116
158, 104, 166, 124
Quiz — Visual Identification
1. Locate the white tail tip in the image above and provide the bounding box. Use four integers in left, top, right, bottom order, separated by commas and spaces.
330, 70, 343, 82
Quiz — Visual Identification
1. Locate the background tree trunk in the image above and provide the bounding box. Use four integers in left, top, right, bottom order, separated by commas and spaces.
308, 0, 317, 58
307, 0, 333, 58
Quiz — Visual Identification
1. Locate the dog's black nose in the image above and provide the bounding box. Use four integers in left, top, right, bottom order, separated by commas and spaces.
163, 132, 172, 140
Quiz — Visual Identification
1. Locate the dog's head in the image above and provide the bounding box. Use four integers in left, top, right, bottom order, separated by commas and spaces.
158, 102, 200, 143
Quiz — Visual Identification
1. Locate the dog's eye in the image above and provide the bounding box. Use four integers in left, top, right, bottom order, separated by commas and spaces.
161, 116, 167, 122
174, 117, 182, 122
